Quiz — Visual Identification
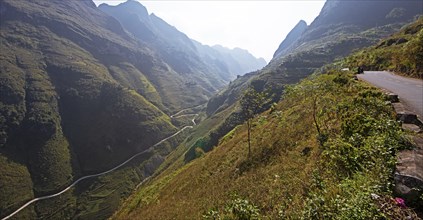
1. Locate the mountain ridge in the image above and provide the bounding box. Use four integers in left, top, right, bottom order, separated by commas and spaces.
273, 20, 307, 59
99, 0, 266, 83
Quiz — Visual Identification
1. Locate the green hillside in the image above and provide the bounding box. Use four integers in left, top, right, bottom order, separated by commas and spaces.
345, 16, 423, 78
114, 69, 418, 219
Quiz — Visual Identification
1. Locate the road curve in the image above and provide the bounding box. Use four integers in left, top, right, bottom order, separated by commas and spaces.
358, 71, 423, 118
170, 103, 206, 118
1, 114, 198, 220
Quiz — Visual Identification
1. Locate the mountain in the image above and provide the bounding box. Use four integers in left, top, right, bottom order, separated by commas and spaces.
193, 41, 267, 81
113, 12, 423, 220
99, 1, 265, 83
191, 0, 422, 162
98, 1, 224, 95
0, 0, 183, 218
273, 20, 307, 59
0, 0, 262, 219
210, 45, 267, 77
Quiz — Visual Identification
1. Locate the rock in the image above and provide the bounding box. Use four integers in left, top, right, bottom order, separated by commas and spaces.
394, 173, 423, 204
397, 112, 419, 124
402, 123, 421, 133
387, 93, 399, 103
394, 136, 423, 206
386, 38, 397, 46
393, 103, 419, 123
396, 38, 408, 44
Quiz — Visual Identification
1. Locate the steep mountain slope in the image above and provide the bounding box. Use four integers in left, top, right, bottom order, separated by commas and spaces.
98, 1, 224, 95
114, 69, 416, 219
273, 20, 307, 59
0, 0, 244, 219
345, 16, 423, 78
114, 18, 423, 216
187, 0, 422, 165
99, 1, 266, 84
115, 1, 422, 219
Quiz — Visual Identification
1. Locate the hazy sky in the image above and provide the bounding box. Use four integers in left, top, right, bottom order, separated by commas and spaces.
93, 0, 326, 62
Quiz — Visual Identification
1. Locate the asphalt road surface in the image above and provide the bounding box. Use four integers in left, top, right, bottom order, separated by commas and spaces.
358, 71, 423, 118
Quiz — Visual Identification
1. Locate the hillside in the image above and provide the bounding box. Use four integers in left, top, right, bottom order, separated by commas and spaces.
345, 16, 423, 78
114, 69, 417, 219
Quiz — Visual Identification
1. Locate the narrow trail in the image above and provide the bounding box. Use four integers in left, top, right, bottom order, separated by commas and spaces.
170, 103, 206, 118
1, 111, 199, 220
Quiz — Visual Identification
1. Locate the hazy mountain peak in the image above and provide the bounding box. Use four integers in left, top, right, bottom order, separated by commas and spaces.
99, 0, 149, 20
273, 20, 308, 59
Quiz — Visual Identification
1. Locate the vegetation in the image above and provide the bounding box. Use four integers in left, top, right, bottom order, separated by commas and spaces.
345, 16, 423, 78
240, 88, 269, 158
114, 70, 417, 219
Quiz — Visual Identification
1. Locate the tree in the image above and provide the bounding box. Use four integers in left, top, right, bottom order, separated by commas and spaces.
240, 87, 268, 158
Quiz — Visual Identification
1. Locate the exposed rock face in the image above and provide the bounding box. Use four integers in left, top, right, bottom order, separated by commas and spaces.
273, 20, 307, 59
395, 136, 423, 208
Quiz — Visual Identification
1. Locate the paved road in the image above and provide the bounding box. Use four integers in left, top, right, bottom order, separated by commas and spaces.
1, 113, 198, 220
358, 71, 423, 118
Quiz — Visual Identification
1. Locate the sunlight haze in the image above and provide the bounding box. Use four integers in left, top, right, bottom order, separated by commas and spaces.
93, 0, 326, 62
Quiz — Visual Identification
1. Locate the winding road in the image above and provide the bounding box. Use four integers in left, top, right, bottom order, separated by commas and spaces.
358, 71, 423, 118
1, 111, 199, 220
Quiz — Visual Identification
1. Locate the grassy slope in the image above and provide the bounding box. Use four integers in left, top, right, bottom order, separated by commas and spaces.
345, 17, 423, 78
114, 71, 416, 219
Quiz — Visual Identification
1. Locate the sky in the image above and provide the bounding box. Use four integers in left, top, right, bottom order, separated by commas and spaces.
93, 0, 326, 62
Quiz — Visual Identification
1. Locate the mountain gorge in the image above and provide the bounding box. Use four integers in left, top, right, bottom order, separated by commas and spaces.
0, 0, 264, 219
1, 0, 422, 219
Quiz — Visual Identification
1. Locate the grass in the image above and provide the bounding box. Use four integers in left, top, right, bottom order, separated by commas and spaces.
113, 70, 417, 219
